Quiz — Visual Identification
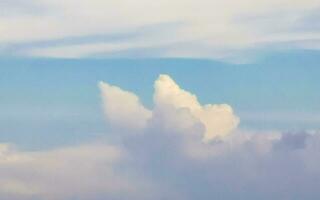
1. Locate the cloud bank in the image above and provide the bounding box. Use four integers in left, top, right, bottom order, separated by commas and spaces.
1, 0, 320, 61
0, 74, 320, 199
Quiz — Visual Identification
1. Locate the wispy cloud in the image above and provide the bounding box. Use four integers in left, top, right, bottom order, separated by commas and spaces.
1, 0, 320, 61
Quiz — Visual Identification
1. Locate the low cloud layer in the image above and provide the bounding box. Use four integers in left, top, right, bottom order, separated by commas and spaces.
0, 143, 157, 200
0, 75, 319, 199
1, 130, 320, 200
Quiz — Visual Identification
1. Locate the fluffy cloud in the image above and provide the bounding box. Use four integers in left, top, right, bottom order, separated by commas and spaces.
99, 81, 152, 130
1, 0, 320, 60
154, 75, 239, 141
100, 74, 239, 140
0, 74, 320, 199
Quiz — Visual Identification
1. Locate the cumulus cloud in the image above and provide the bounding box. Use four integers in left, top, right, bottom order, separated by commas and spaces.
99, 81, 152, 130
1, 0, 320, 60
100, 74, 239, 140
154, 75, 239, 141
1, 74, 320, 199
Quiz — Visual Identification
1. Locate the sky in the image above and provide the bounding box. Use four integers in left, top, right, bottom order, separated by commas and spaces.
1, 0, 320, 199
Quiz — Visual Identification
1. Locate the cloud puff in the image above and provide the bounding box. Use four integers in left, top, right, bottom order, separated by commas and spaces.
154, 75, 239, 141
99, 74, 239, 141
99, 81, 152, 130
1, 0, 320, 60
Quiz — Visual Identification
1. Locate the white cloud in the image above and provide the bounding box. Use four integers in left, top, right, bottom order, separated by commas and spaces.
99, 81, 152, 130
0, 143, 155, 200
1, 0, 320, 60
26, 43, 136, 58
99, 74, 239, 140
1, 129, 320, 200
0, 74, 320, 199
154, 75, 239, 141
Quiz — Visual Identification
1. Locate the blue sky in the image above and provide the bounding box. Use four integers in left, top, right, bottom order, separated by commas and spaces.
1, 50, 320, 149
1, 0, 320, 199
